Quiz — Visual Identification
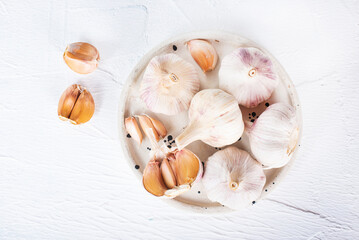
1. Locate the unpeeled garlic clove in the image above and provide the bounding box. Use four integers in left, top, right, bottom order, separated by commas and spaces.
125, 117, 143, 144
160, 157, 177, 188
140, 54, 200, 115
202, 147, 266, 210
175, 89, 244, 150
219, 47, 279, 108
174, 149, 201, 185
143, 159, 168, 197
137, 115, 160, 142
63, 42, 100, 74
146, 115, 167, 138
246, 103, 299, 168
187, 39, 218, 72
58, 84, 95, 125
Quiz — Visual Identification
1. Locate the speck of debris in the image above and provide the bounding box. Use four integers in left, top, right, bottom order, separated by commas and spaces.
164, 140, 166, 142
147, 147, 151, 151
265, 102, 270, 107
252, 201, 256, 204
215, 39, 220, 42
273, 182, 275, 184
167, 145, 172, 148
265, 189, 268, 192
173, 45, 177, 51
170, 140, 175, 144
215, 147, 218, 150
126, 134, 131, 138
198, 191, 201, 194
218, 148, 222, 150
252, 112, 256, 117
251, 119, 255, 123
168, 135, 173, 141
238, 137, 241, 141
135, 165, 140, 169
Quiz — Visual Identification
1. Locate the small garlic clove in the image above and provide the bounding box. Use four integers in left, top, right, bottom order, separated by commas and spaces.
140, 54, 200, 115
187, 39, 218, 72
247, 103, 299, 168
219, 47, 279, 108
146, 115, 167, 138
138, 115, 160, 142
164, 184, 191, 198
63, 42, 100, 74
174, 149, 200, 185
143, 159, 168, 197
160, 157, 177, 189
58, 84, 95, 125
125, 117, 143, 144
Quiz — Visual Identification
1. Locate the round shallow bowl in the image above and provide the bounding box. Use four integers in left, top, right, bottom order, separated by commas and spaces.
119, 31, 302, 213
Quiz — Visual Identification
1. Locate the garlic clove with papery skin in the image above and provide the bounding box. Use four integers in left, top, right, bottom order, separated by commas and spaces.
246, 103, 299, 168
63, 42, 100, 74
125, 117, 143, 144
187, 39, 218, 72
202, 147, 266, 210
219, 47, 279, 108
175, 89, 244, 150
140, 54, 200, 115
137, 115, 160, 143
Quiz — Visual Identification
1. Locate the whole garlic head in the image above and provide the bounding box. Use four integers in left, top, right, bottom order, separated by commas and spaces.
202, 147, 266, 210
247, 103, 299, 168
219, 47, 279, 108
175, 89, 244, 149
140, 54, 200, 115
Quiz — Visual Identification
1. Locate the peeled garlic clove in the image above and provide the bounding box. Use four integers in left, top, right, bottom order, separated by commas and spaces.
160, 157, 177, 188
58, 84, 95, 125
202, 147, 266, 210
143, 159, 168, 197
146, 115, 167, 138
219, 47, 279, 108
140, 54, 200, 115
138, 115, 160, 142
125, 117, 143, 144
247, 103, 299, 168
187, 39, 218, 72
175, 89, 244, 149
63, 42, 100, 74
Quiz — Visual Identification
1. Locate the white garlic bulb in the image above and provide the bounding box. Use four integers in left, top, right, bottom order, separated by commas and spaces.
247, 103, 299, 168
202, 147, 266, 210
187, 39, 218, 72
175, 89, 244, 150
140, 53, 200, 115
219, 47, 279, 108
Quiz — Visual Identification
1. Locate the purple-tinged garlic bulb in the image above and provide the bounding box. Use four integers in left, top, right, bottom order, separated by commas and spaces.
219, 47, 279, 108
140, 54, 200, 115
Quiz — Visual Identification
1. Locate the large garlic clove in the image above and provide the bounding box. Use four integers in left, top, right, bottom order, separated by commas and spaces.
202, 147, 266, 210
63, 42, 100, 74
174, 149, 201, 185
143, 159, 168, 197
175, 89, 244, 150
125, 117, 143, 144
219, 47, 279, 108
140, 54, 200, 115
137, 115, 160, 142
146, 115, 167, 138
247, 103, 299, 168
187, 39, 218, 72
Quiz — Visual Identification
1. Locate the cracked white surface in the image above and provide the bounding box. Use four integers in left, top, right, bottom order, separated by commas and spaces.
0, 0, 358, 239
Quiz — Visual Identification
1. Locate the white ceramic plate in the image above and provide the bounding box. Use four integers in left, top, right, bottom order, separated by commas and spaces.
119, 31, 302, 213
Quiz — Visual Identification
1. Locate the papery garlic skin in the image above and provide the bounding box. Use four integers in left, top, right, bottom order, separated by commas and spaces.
140, 54, 200, 115
219, 47, 279, 108
202, 147, 266, 210
247, 103, 299, 168
175, 89, 244, 150
187, 39, 218, 72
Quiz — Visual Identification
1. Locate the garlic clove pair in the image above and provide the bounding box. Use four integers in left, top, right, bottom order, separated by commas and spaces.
219, 47, 279, 108
143, 148, 202, 198
58, 84, 95, 125
63, 42, 100, 74
187, 39, 218, 72
202, 147, 266, 210
246, 103, 299, 168
175, 89, 244, 150
140, 54, 200, 115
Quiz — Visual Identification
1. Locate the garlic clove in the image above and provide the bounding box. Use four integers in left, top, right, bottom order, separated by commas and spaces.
187, 39, 218, 72
58, 84, 95, 125
175, 89, 244, 150
125, 117, 143, 144
202, 147, 266, 210
138, 115, 160, 142
174, 149, 200, 185
247, 103, 299, 168
146, 115, 167, 138
160, 157, 177, 189
63, 42, 100, 74
164, 184, 191, 198
219, 47, 279, 108
140, 54, 200, 115
143, 159, 168, 197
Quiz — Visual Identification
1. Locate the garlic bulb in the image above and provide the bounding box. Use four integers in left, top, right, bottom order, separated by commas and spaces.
202, 147, 266, 210
140, 54, 200, 115
187, 39, 218, 72
175, 89, 244, 149
247, 103, 299, 168
219, 47, 279, 108
143, 148, 203, 198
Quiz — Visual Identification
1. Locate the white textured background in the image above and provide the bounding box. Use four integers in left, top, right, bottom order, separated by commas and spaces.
0, 0, 359, 239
